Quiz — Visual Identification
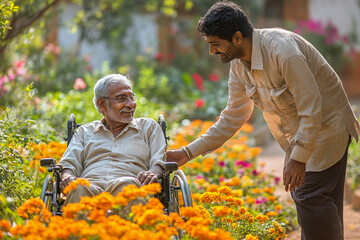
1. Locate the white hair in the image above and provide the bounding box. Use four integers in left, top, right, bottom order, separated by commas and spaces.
93, 74, 132, 114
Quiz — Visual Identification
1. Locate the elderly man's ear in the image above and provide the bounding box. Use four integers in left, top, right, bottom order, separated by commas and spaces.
97, 98, 106, 113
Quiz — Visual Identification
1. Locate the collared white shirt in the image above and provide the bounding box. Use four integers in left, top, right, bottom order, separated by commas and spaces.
59, 117, 166, 181
188, 28, 359, 171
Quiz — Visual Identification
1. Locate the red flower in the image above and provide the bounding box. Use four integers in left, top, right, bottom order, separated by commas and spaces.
195, 99, 205, 108
208, 73, 219, 82
154, 52, 163, 60
192, 73, 204, 91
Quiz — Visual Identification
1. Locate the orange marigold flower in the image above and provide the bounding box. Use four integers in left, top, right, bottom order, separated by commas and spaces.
217, 186, 232, 196
205, 184, 220, 192
17, 198, 46, 219
263, 186, 274, 194
63, 178, 91, 194
267, 195, 277, 202
0, 220, 11, 231
266, 211, 278, 217
141, 183, 162, 194
240, 123, 254, 133
212, 206, 232, 217
275, 204, 283, 211
251, 188, 262, 194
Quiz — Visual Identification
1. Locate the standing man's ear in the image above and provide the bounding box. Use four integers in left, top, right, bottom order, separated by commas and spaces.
232, 31, 243, 45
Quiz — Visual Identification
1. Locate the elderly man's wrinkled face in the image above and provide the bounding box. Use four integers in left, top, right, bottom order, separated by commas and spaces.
100, 82, 137, 124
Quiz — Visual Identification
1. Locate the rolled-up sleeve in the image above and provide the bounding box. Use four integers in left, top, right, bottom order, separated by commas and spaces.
58, 127, 85, 177
282, 55, 322, 163
188, 62, 254, 157
147, 121, 166, 169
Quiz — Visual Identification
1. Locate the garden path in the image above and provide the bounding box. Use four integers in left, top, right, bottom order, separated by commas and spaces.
257, 139, 360, 240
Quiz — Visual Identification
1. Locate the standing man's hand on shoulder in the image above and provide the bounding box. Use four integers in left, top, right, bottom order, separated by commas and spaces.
283, 158, 306, 192
166, 149, 190, 167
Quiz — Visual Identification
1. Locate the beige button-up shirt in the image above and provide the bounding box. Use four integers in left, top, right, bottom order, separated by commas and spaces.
188, 28, 359, 171
59, 117, 166, 182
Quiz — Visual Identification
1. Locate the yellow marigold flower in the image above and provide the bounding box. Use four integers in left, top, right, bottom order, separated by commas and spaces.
141, 183, 162, 194
212, 206, 232, 217
266, 211, 278, 217
275, 204, 283, 211
63, 178, 91, 194
245, 234, 259, 240
239, 206, 247, 214
231, 189, 243, 197
0, 220, 11, 231
205, 184, 220, 192
217, 186, 232, 196
263, 186, 274, 194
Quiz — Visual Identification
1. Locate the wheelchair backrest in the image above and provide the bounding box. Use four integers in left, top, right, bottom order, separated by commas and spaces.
66, 114, 169, 146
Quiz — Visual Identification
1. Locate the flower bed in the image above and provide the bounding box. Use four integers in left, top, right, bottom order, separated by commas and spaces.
0, 120, 297, 239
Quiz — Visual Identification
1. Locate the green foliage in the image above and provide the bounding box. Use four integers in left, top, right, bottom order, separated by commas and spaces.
0, 88, 51, 213
347, 139, 360, 190
0, 0, 19, 40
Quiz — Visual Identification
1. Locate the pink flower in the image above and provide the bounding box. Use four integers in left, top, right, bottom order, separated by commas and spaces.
7, 68, 15, 81
219, 161, 225, 167
73, 78, 86, 90
192, 73, 204, 91
195, 99, 205, 108
208, 73, 220, 82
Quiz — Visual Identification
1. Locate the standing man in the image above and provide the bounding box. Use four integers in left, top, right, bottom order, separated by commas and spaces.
166, 1, 359, 240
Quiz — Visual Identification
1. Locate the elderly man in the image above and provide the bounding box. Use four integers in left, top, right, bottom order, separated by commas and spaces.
59, 74, 165, 204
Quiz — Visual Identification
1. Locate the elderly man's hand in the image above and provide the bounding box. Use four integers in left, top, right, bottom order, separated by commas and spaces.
60, 169, 77, 193
137, 171, 158, 185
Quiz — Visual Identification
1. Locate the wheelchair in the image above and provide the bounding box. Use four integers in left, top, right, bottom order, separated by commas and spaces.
40, 114, 193, 217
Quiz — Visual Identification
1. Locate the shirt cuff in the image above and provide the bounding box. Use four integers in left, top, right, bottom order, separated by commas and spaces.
187, 138, 211, 159
290, 145, 313, 163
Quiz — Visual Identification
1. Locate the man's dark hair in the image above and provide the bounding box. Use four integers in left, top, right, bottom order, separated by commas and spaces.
197, 1, 253, 41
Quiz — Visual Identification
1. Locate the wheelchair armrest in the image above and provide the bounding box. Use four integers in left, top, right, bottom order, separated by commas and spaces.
163, 162, 178, 172
40, 158, 57, 167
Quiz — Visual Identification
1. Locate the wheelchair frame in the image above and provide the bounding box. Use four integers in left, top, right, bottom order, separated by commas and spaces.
40, 114, 192, 217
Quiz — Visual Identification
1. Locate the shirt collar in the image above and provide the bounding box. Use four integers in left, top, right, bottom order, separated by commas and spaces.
250, 29, 264, 71
94, 118, 139, 133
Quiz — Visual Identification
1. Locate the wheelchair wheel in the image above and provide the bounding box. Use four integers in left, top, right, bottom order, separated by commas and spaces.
170, 169, 193, 214
40, 175, 55, 212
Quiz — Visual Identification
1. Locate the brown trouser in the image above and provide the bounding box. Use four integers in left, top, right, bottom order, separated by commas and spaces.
291, 138, 350, 240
